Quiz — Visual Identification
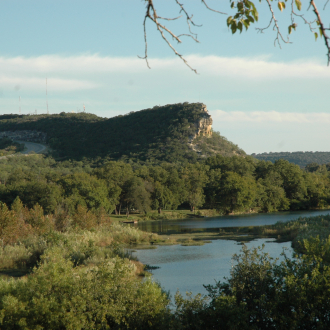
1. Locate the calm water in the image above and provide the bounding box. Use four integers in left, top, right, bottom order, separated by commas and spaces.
132, 238, 292, 300
132, 210, 330, 300
138, 209, 330, 234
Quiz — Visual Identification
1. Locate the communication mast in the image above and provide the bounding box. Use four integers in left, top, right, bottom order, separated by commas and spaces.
46, 77, 49, 114
83, 103, 85, 112
19, 96, 21, 115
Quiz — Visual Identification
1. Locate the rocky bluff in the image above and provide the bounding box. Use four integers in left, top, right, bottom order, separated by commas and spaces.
0, 102, 244, 162
192, 103, 213, 140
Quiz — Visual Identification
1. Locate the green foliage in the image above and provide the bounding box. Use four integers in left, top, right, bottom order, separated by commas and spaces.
58, 172, 112, 213
252, 151, 330, 168
181, 163, 209, 211
194, 131, 245, 158
175, 240, 330, 329
227, 0, 258, 34
217, 171, 257, 214
0, 251, 170, 329
0, 138, 24, 156
0, 103, 244, 163
121, 176, 152, 215
0, 146, 330, 226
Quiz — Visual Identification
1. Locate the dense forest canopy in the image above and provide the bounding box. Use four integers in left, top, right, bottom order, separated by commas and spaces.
252, 151, 330, 168
0, 103, 244, 163
0, 153, 329, 220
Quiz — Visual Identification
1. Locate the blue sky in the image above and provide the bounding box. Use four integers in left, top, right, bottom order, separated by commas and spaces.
0, 0, 329, 154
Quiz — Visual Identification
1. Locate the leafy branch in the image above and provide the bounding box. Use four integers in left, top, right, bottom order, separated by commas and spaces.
139, 0, 226, 73
139, 0, 330, 72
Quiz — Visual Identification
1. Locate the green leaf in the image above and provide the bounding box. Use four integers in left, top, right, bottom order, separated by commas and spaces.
314, 32, 318, 41
231, 22, 237, 34
252, 7, 259, 21
288, 25, 292, 35
227, 16, 233, 27
319, 28, 323, 37
238, 21, 243, 33
244, 19, 250, 30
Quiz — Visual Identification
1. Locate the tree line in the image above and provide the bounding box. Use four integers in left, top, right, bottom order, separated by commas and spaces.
252, 151, 330, 168
0, 153, 330, 218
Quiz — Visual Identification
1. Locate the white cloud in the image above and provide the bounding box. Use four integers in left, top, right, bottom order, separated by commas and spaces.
187, 55, 330, 79
0, 54, 329, 79
212, 110, 330, 123
0, 76, 98, 92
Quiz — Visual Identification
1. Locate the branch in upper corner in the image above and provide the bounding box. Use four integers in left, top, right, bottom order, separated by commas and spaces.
201, 0, 227, 14
139, 0, 225, 74
310, 0, 330, 65
256, 0, 291, 48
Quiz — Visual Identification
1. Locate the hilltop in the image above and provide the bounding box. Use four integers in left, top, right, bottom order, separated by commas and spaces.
252, 151, 330, 168
0, 103, 245, 163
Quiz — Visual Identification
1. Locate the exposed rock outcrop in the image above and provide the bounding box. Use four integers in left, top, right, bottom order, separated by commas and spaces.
190, 103, 213, 140
187, 104, 213, 157
0, 130, 47, 143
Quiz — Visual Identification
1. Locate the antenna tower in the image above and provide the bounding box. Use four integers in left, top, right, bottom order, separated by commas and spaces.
83, 104, 85, 112
46, 77, 49, 114
19, 96, 21, 115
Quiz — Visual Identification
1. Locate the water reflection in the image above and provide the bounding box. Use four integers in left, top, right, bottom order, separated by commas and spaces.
138, 209, 330, 234
133, 209, 329, 301
132, 238, 293, 300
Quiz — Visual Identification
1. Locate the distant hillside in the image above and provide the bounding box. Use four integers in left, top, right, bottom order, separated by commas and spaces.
252, 151, 330, 167
0, 103, 245, 163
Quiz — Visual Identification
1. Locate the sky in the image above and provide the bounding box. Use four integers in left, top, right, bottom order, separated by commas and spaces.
0, 0, 329, 154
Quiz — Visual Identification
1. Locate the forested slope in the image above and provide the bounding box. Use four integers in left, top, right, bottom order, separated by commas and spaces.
0, 103, 244, 162
252, 151, 330, 167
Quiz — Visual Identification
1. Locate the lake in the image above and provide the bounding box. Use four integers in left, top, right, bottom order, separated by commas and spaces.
138, 209, 330, 233
131, 209, 330, 301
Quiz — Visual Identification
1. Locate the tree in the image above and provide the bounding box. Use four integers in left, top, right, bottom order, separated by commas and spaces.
256, 178, 290, 212
181, 163, 209, 212
0, 181, 62, 214
141, 0, 330, 72
58, 172, 112, 213
121, 176, 152, 215
204, 168, 222, 209
176, 240, 330, 329
273, 159, 307, 210
94, 161, 134, 214
217, 171, 256, 214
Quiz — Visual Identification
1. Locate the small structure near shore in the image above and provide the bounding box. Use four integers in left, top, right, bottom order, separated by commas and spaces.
122, 220, 138, 224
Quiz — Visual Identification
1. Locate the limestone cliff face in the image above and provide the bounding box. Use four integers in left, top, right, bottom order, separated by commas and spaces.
191, 104, 213, 140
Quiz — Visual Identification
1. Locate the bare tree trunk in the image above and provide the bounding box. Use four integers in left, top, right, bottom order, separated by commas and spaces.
126, 207, 129, 218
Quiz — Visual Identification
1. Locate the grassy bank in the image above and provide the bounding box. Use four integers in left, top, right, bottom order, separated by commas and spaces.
111, 209, 222, 222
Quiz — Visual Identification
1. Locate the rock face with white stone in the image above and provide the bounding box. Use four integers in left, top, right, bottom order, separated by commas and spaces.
191, 103, 213, 140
